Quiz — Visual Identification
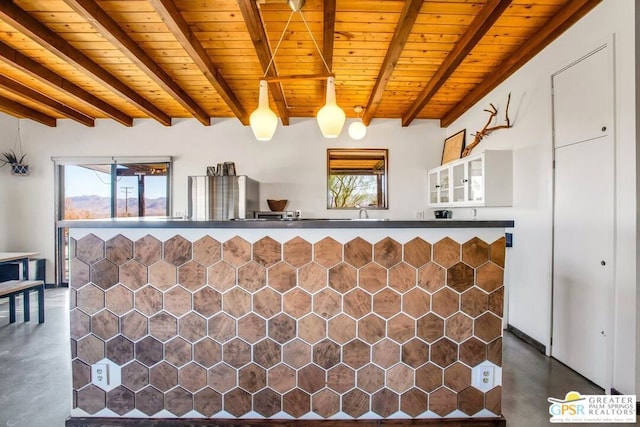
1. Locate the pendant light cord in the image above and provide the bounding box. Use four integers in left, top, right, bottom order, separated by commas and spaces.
262, 8, 332, 78
263, 11, 295, 77
299, 11, 331, 74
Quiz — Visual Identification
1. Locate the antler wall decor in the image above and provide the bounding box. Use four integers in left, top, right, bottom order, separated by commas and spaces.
461, 93, 512, 157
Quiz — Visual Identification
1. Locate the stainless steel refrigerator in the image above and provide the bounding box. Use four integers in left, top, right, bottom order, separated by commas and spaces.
187, 175, 259, 220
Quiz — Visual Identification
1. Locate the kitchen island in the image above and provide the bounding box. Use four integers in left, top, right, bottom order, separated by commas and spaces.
63, 218, 512, 426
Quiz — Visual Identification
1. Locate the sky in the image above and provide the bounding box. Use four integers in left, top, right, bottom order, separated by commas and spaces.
64, 164, 167, 199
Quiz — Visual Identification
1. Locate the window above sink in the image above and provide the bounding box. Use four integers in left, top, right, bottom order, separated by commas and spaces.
326, 148, 388, 210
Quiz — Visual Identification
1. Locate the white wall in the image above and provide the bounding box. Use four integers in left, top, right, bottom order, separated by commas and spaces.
447, 0, 636, 394
0, 115, 444, 282
0, 114, 20, 249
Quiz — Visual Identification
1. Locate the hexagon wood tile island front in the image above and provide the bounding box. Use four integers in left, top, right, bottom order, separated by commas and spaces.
62, 219, 513, 427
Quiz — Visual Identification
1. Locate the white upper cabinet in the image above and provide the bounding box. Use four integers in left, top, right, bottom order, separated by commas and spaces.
427, 150, 512, 207
428, 166, 450, 205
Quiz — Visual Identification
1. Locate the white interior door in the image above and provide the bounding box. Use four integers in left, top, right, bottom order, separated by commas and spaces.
552, 138, 613, 388
551, 43, 614, 389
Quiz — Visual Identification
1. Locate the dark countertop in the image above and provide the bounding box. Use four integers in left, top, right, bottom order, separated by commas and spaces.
58, 218, 514, 229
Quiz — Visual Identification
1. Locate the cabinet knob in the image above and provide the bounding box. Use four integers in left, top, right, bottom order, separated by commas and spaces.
600, 260, 606, 266
463, 179, 468, 183
435, 185, 440, 188
601, 126, 607, 132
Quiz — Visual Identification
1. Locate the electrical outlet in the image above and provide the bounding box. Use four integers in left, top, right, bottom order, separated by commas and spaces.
472, 364, 495, 391
91, 363, 109, 388
480, 365, 494, 387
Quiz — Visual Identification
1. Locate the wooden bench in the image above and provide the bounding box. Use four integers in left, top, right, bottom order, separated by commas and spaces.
0, 280, 45, 323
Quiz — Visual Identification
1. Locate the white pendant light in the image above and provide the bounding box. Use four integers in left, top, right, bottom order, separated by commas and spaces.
250, 80, 278, 141
250, 0, 347, 141
348, 105, 367, 140
317, 76, 345, 138
348, 120, 367, 140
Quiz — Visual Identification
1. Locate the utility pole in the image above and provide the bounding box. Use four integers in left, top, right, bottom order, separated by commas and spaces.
120, 186, 134, 216
134, 172, 146, 217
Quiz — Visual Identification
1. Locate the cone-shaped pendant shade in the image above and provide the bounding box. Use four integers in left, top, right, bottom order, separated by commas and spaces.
317, 77, 345, 138
250, 80, 278, 141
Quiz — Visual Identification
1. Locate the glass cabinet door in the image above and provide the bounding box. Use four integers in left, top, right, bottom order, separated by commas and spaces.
428, 170, 439, 204
439, 168, 449, 203
467, 157, 484, 201
452, 163, 466, 202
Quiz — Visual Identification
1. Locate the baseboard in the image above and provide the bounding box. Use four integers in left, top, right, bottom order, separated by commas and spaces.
506, 324, 546, 354
611, 388, 639, 414
65, 417, 506, 427
45, 283, 68, 288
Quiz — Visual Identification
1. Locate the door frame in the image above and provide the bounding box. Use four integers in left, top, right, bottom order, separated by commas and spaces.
550, 36, 616, 391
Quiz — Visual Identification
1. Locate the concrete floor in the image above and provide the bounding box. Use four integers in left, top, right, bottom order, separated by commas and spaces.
0, 288, 634, 426
0, 288, 71, 427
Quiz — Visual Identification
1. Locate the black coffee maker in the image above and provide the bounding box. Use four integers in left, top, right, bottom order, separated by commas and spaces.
434, 209, 452, 219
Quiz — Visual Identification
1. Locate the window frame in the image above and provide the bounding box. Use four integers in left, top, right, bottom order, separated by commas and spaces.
52, 156, 173, 285
326, 148, 388, 210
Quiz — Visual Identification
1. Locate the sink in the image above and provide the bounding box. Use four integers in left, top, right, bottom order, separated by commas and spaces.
232, 218, 345, 221
287, 218, 389, 221
230, 217, 389, 221
281, 218, 389, 221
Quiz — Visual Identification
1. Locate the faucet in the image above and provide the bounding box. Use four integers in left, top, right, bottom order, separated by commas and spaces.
356, 204, 369, 219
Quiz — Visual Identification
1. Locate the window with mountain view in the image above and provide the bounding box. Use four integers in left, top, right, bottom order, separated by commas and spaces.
62, 162, 170, 219
54, 157, 172, 284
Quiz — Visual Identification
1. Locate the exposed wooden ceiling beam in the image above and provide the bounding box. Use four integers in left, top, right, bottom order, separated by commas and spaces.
323, 0, 336, 73
402, 0, 512, 127
0, 1, 168, 127
237, 0, 290, 125
0, 94, 56, 127
320, 0, 336, 101
0, 41, 133, 127
440, 0, 602, 128
63, 0, 212, 126
149, 0, 249, 125
362, 0, 423, 126
0, 75, 94, 127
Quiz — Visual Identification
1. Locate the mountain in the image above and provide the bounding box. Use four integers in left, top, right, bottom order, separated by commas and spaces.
65, 195, 167, 218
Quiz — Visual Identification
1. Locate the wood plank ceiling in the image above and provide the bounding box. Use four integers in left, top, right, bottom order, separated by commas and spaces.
0, 0, 601, 129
